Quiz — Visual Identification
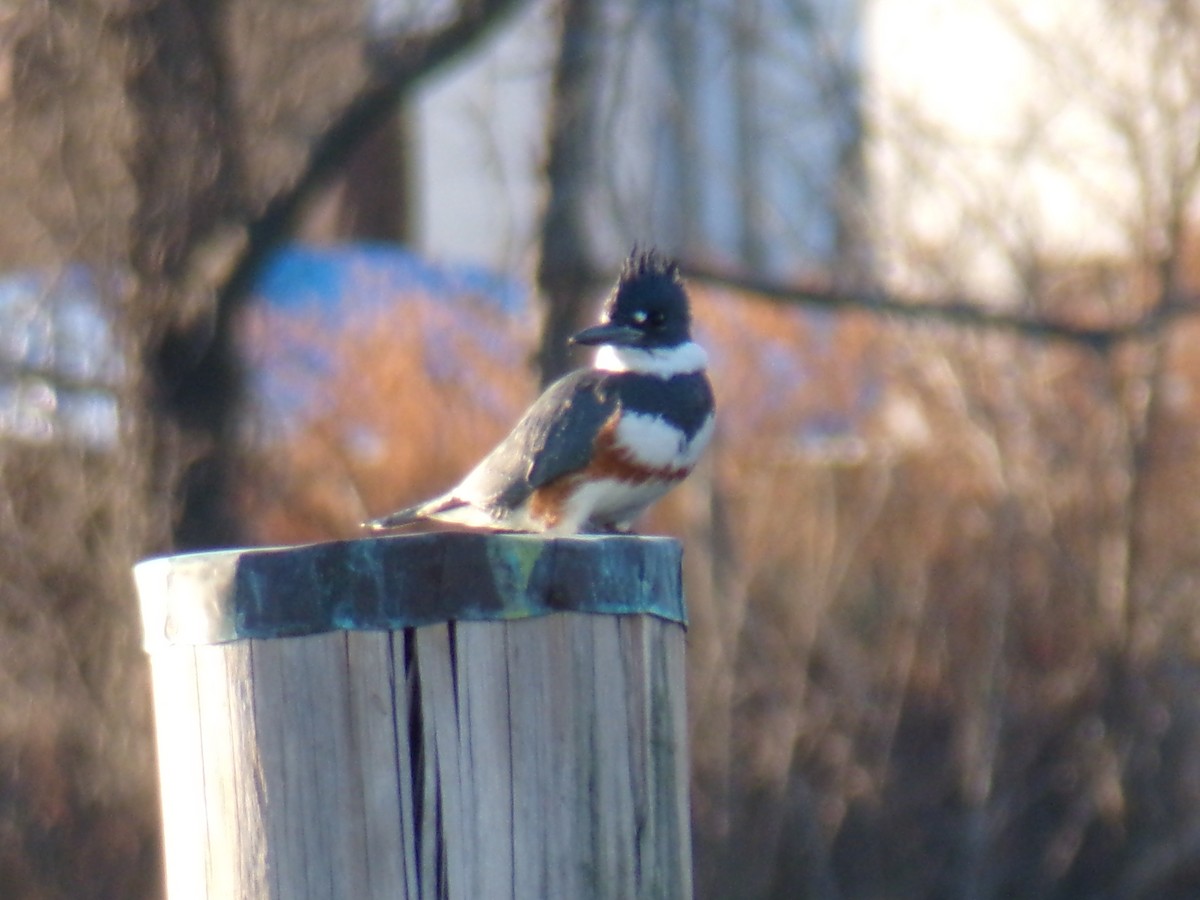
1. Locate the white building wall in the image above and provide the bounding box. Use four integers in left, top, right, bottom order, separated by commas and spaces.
403, 0, 863, 280
865, 0, 1199, 300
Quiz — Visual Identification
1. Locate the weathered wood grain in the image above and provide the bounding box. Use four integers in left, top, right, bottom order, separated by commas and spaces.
345, 631, 418, 899
138, 535, 691, 900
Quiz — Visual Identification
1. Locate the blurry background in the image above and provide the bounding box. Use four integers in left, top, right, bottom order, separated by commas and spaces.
3, 0, 1200, 897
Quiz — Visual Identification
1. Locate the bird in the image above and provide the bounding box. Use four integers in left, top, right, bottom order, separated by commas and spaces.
363, 249, 715, 536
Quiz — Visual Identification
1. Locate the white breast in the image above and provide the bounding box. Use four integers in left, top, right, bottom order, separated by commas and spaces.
613, 411, 715, 470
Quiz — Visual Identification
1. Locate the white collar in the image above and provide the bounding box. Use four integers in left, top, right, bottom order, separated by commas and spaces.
593, 341, 708, 377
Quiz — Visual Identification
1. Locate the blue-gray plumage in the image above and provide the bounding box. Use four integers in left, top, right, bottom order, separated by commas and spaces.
364, 250, 715, 535
473, 370, 617, 510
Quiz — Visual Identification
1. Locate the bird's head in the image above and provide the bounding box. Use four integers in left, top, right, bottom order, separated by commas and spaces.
570, 250, 692, 353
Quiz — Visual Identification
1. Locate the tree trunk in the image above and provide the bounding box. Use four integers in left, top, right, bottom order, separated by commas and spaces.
535, 0, 607, 385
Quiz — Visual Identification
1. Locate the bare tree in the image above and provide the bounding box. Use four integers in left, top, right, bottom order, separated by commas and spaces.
534, 0, 608, 383
0, 1, 521, 894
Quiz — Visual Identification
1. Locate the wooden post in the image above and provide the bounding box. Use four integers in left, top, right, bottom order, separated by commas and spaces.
134, 532, 692, 900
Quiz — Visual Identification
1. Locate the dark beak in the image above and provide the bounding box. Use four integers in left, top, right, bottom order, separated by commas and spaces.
570, 322, 643, 347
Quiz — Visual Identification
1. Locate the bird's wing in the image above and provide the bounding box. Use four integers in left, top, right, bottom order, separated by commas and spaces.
459, 369, 618, 510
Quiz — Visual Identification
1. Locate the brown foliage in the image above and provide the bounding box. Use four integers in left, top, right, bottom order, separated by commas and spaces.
685, 311, 1200, 898
238, 289, 534, 542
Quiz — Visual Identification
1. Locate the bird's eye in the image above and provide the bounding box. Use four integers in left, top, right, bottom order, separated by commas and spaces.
647, 310, 666, 327
631, 310, 648, 324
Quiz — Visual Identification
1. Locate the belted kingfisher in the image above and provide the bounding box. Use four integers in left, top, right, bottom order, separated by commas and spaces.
364, 250, 715, 535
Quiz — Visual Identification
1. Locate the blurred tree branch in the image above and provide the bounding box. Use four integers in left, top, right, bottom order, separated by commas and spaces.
684, 261, 1200, 350
165, 0, 526, 548
225, 0, 527, 301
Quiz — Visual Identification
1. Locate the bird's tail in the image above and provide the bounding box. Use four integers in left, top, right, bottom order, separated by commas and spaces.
361, 496, 468, 531
362, 506, 422, 531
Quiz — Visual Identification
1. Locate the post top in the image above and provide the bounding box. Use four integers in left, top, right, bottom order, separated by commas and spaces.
134, 532, 684, 651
